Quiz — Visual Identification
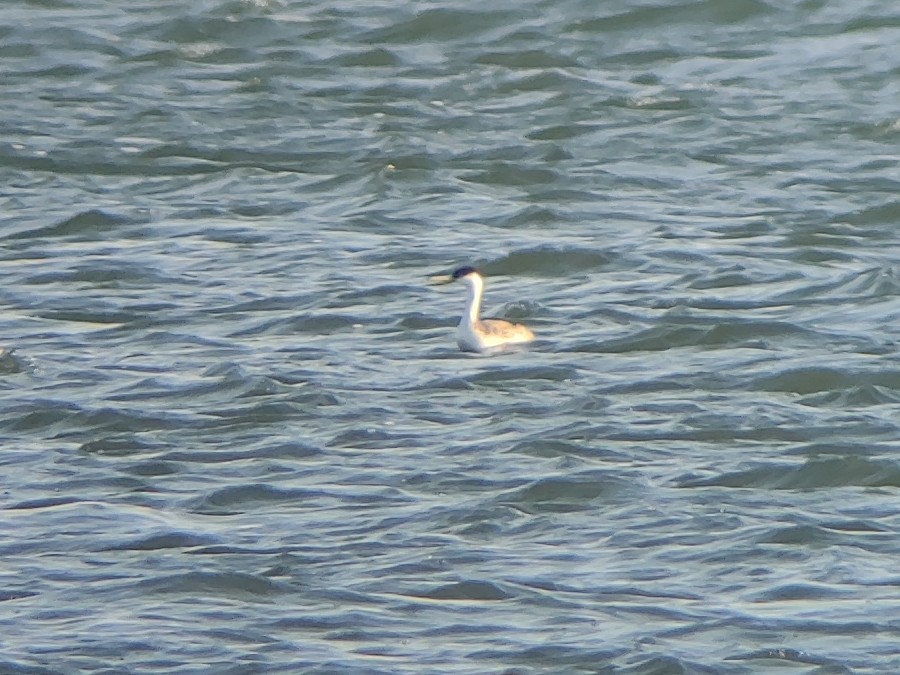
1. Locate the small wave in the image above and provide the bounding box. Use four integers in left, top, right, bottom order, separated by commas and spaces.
102, 530, 221, 551
24, 260, 170, 287
567, 0, 771, 34
327, 47, 401, 68
488, 245, 613, 276
138, 571, 288, 598
0, 348, 26, 374
229, 313, 362, 337
751, 367, 900, 395
568, 319, 820, 353
159, 440, 320, 464
187, 483, 324, 514
460, 162, 560, 187
498, 471, 633, 514
361, 7, 514, 43
748, 583, 851, 602
679, 457, 900, 490
727, 647, 843, 667
475, 48, 580, 70
799, 384, 900, 407
845, 200, 900, 227
10, 209, 146, 240
416, 580, 513, 601
468, 365, 578, 384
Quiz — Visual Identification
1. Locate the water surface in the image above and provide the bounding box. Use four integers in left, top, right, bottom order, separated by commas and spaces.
1, 0, 899, 672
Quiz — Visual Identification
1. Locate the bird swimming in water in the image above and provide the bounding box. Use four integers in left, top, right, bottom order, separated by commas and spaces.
431, 266, 535, 353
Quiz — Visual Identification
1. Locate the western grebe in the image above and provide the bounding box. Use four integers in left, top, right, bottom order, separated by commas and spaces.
431, 267, 535, 353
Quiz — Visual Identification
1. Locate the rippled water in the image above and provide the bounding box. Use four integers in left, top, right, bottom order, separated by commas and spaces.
2, 0, 899, 672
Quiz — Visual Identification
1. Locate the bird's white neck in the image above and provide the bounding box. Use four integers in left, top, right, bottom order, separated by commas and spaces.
460, 274, 484, 325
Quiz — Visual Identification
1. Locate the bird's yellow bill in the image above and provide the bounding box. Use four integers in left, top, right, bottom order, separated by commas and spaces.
428, 274, 453, 285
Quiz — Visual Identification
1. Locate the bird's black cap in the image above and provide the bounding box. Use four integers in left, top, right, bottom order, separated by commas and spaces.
451, 266, 479, 280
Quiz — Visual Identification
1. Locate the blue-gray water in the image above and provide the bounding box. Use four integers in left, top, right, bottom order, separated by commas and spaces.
2, 1, 899, 673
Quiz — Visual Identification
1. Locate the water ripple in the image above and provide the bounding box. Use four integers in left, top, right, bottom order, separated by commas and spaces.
1, 0, 898, 672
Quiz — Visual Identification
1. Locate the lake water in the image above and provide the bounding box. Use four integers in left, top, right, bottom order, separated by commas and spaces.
1, 0, 899, 673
